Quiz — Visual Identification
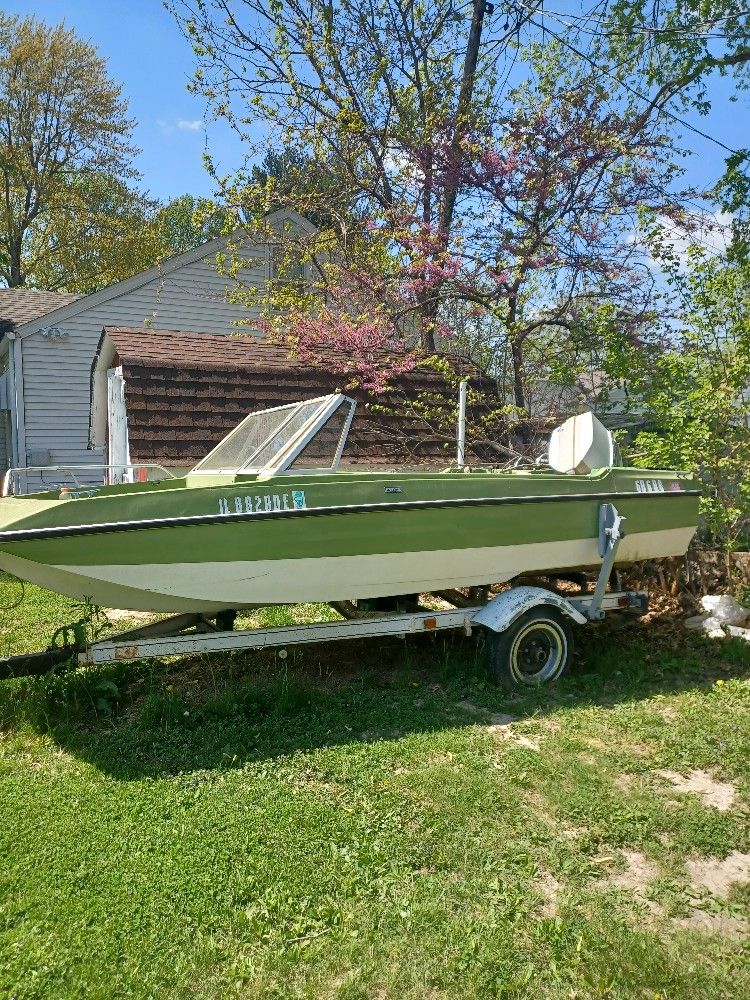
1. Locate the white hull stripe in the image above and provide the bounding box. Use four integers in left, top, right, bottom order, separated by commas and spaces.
20, 525, 697, 612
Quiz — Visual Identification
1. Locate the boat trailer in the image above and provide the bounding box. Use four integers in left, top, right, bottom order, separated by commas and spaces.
0, 504, 646, 685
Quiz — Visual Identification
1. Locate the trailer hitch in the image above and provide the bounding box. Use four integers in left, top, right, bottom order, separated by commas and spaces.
0, 620, 87, 680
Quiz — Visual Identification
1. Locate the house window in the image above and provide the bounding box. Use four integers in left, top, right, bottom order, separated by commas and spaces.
268, 247, 306, 290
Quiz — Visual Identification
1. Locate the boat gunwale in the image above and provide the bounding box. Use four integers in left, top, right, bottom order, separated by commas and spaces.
0, 488, 702, 544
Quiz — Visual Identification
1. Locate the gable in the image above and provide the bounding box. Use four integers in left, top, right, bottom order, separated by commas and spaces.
13, 209, 315, 340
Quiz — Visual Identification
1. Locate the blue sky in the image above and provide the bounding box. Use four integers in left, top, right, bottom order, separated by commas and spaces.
5, 0, 243, 201
4, 0, 747, 205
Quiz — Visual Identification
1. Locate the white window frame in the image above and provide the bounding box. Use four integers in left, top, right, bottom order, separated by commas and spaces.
267, 244, 307, 288
190, 393, 356, 477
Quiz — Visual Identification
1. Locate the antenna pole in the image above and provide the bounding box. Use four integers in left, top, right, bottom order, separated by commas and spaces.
457, 380, 467, 468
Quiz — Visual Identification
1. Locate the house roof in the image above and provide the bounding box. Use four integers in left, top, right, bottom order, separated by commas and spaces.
95, 326, 501, 468
0, 288, 81, 336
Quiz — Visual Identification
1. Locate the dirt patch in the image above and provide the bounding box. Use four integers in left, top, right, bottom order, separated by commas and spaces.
488, 712, 519, 727
523, 791, 588, 840
655, 769, 738, 811
673, 911, 748, 936
598, 849, 661, 914
624, 741, 654, 759
657, 705, 678, 722
456, 699, 490, 718
610, 849, 659, 893
490, 726, 540, 750
614, 773, 635, 792
584, 734, 653, 759
670, 851, 750, 937
538, 718, 561, 732
523, 791, 558, 830
560, 826, 587, 840
685, 851, 750, 898
459, 704, 544, 749
583, 735, 610, 752
536, 871, 562, 918
104, 608, 156, 624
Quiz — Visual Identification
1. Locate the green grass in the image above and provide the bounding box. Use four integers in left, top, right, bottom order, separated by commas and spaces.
1, 572, 750, 999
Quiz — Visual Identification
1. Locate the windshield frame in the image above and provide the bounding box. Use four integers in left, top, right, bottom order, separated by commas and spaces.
189, 393, 357, 476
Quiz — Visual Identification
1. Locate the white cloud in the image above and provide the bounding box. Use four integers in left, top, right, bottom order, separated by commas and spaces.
654, 209, 733, 262
156, 118, 204, 136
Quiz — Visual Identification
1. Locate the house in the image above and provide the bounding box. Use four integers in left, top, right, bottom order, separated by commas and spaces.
0, 211, 315, 485
90, 326, 498, 477
0, 288, 82, 475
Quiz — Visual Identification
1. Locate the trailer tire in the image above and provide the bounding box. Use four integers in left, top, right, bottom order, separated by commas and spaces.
484, 607, 572, 689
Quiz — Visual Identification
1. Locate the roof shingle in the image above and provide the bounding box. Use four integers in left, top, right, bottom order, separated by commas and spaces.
0, 288, 81, 335
100, 326, 502, 468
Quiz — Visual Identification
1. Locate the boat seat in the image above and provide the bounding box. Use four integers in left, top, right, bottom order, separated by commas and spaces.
548, 411, 614, 475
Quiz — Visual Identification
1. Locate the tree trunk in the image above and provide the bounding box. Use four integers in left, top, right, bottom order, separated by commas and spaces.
8, 236, 25, 287
413, 0, 488, 356
508, 291, 531, 446
438, 0, 489, 236
420, 307, 437, 353
511, 337, 526, 413
511, 338, 532, 448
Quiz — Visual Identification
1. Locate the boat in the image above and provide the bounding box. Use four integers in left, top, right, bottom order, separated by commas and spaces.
0, 393, 700, 614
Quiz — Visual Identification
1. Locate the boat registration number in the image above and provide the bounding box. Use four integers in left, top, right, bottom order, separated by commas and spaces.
634, 479, 681, 493
218, 490, 307, 515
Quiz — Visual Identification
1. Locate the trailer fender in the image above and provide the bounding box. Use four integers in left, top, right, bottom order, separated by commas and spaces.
472, 586, 587, 634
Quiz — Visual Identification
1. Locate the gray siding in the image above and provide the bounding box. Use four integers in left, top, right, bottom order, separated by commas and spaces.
0, 354, 8, 475
0, 411, 8, 475
20, 245, 268, 478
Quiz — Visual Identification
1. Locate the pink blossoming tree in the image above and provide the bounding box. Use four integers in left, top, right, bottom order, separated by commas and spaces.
174, 0, 690, 427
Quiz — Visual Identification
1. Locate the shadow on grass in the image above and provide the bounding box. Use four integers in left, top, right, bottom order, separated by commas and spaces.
1, 620, 749, 782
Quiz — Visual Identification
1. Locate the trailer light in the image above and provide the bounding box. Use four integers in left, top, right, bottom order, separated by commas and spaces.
423, 617, 437, 630
618, 596, 629, 607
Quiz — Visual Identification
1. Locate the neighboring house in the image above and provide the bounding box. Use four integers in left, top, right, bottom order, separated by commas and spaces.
0, 289, 82, 475
91, 327, 496, 477
0, 210, 315, 487
519, 373, 637, 431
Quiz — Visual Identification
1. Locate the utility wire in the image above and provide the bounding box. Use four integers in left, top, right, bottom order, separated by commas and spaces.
522, 11, 745, 157
523, 3, 750, 36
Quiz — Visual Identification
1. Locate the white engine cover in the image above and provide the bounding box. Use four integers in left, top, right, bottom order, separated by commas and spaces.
548, 411, 614, 475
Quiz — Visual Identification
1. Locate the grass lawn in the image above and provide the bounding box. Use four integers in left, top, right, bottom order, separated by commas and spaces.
1, 572, 749, 999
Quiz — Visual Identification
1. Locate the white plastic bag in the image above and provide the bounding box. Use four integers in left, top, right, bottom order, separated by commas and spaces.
699, 595, 749, 626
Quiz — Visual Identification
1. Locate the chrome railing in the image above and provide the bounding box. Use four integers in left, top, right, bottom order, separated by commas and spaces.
1, 464, 177, 497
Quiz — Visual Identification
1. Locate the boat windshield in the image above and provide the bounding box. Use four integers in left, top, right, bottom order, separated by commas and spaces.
191, 394, 356, 475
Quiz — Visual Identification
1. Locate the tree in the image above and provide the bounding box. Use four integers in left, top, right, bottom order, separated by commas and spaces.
259, 53, 683, 413
246, 146, 347, 228
172, 0, 542, 352
174, 1, 689, 404
597, 0, 750, 112
152, 194, 232, 259
552, 2, 750, 252
26, 174, 157, 294
613, 241, 750, 546
0, 14, 139, 287
249, 147, 308, 194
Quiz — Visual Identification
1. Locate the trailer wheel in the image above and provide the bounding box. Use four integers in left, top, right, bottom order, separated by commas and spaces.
484, 607, 572, 688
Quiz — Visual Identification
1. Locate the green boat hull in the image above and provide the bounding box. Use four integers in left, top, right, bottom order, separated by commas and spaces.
0, 468, 700, 612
